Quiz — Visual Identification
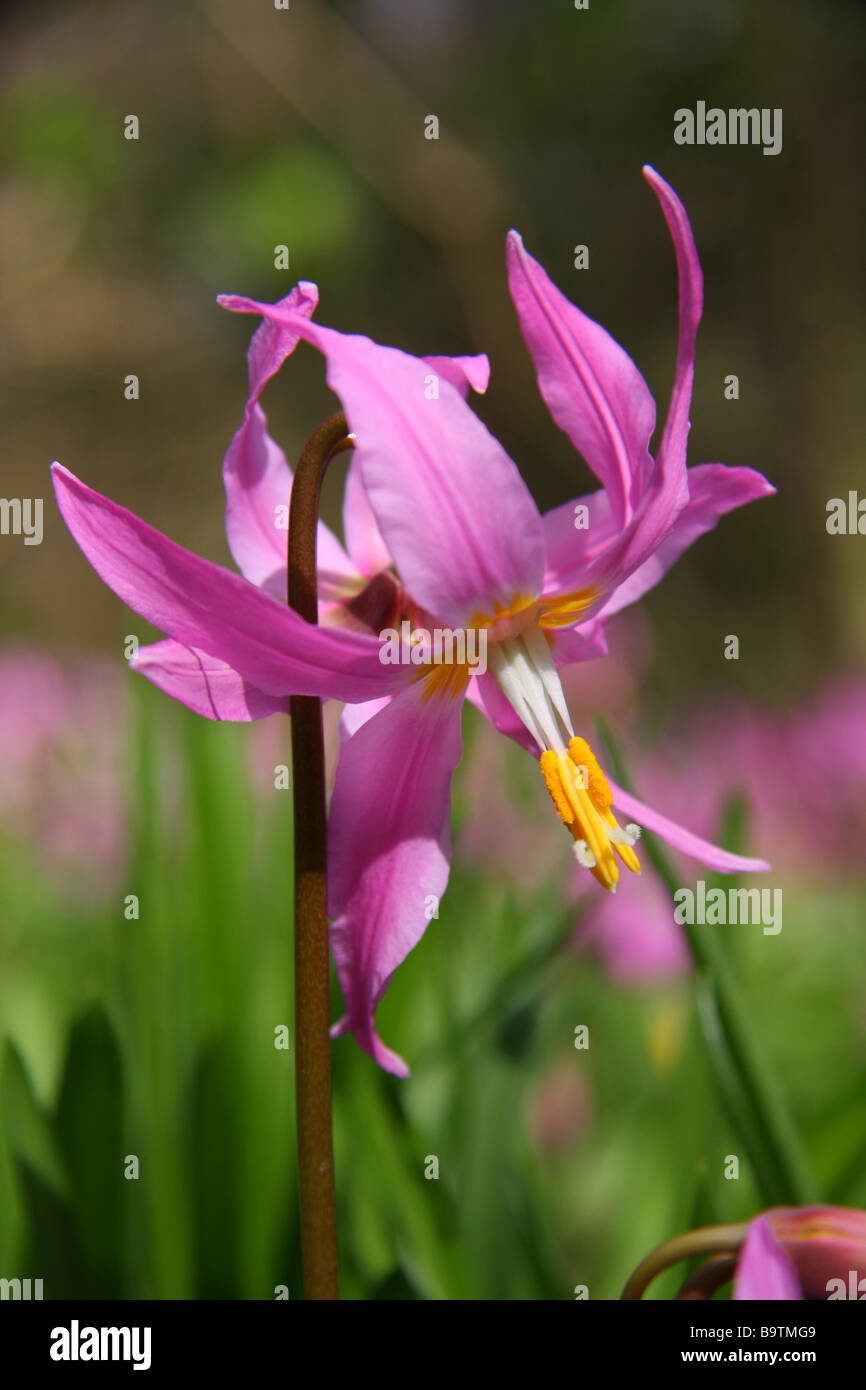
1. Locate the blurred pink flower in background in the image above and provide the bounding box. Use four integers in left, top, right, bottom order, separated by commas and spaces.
526, 1056, 592, 1158
577, 866, 690, 983
575, 678, 866, 982
0, 647, 126, 893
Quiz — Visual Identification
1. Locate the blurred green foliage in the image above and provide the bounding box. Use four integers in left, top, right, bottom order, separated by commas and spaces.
1, 682, 866, 1299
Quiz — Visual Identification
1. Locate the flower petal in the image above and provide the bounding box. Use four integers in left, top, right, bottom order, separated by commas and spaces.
338, 694, 393, 743
52, 463, 405, 704
642, 165, 703, 512
222, 280, 354, 600
423, 353, 490, 397
546, 620, 609, 666
541, 486, 619, 596
219, 295, 546, 626
608, 775, 771, 874
465, 671, 538, 755
131, 639, 290, 720
506, 230, 656, 529
585, 168, 705, 592
328, 679, 465, 1076
342, 456, 392, 579
733, 1216, 804, 1301
601, 463, 776, 616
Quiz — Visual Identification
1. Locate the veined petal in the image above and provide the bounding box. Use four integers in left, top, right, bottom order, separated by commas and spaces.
643, 165, 703, 509
601, 463, 776, 616
541, 486, 619, 596
342, 456, 392, 579
222, 280, 354, 600
585, 168, 705, 591
329, 679, 465, 1077
132, 639, 289, 720
608, 776, 771, 874
554, 169, 708, 601
52, 464, 406, 704
506, 229, 656, 529
219, 295, 546, 627
733, 1217, 803, 1301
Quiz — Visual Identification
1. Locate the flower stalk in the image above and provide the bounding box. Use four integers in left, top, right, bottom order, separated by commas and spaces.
288, 411, 353, 1301
621, 1223, 747, 1300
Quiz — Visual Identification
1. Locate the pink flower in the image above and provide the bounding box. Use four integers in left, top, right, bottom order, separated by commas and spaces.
0, 647, 126, 890
577, 867, 691, 983
53, 168, 771, 1075
733, 1207, 866, 1300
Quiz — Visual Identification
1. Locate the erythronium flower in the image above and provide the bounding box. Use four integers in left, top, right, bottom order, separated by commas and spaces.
53, 165, 772, 1075
733, 1207, 866, 1300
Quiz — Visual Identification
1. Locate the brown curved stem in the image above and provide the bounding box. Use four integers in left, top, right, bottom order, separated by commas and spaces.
288, 411, 353, 1300
675, 1253, 739, 1300
620, 1223, 747, 1301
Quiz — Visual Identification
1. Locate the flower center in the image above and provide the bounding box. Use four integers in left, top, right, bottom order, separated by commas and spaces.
487, 623, 641, 892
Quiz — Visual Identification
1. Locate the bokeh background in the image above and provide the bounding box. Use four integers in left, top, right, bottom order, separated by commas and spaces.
1, 0, 864, 1299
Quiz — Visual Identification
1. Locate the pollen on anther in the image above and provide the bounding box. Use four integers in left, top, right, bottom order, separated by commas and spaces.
568, 736, 613, 809
540, 751, 575, 825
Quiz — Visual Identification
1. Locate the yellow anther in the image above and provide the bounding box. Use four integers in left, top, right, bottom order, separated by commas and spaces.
540, 750, 575, 825
539, 739, 641, 893
568, 737, 613, 809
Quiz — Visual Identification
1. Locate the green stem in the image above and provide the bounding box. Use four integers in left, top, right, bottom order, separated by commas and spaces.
288, 411, 353, 1300
598, 720, 817, 1207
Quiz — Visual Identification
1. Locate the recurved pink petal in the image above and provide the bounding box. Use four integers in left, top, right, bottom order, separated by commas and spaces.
131, 639, 290, 720
328, 678, 465, 1077
585, 168, 706, 593
608, 775, 772, 874
222, 280, 354, 600
733, 1216, 804, 1301
219, 295, 546, 627
601, 463, 776, 617
52, 464, 406, 705
423, 353, 490, 397
643, 165, 703, 510
506, 230, 656, 529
